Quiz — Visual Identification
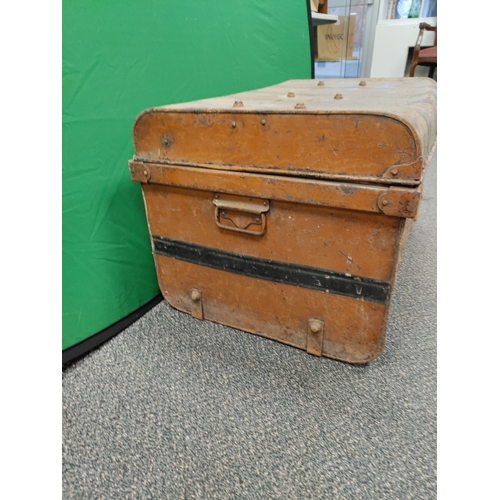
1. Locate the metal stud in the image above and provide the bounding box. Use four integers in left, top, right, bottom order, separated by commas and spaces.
295, 102, 306, 110
382, 200, 389, 206
307, 318, 325, 356
334, 93, 343, 100
391, 168, 399, 176
231, 121, 236, 128
261, 119, 267, 125
233, 100, 244, 108
309, 320, 322, 334
190, 288, 203, 320
317, 81, 325, 86
287, 92, 295, 98
359, 80, 367, 86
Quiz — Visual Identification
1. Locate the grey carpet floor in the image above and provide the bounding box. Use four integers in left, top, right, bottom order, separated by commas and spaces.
62, 151, 437, 500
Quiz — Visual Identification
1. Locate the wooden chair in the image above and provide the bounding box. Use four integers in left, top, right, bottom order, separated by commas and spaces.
409, 22, 437, 78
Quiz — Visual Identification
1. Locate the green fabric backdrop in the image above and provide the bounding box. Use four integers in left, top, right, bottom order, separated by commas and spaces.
63, 0, 312, 350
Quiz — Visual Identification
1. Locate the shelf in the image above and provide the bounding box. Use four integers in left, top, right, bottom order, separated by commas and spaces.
311, 12, 339, 26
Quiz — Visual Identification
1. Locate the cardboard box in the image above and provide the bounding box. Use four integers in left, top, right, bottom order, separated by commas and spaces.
316, 14, 356, 61
310, 0, 328, 14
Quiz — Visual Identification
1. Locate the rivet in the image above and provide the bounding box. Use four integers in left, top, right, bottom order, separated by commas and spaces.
287, 92, 295, 98
254, 217, 260, 223
295, 102, 306, 110
231, 121, 236, 128
261, 119, 266, 125
317, 81, 325, 86
359, 81, 367, 86
391, 168, 399, 176
143, 170, 148, 176
161, 133, 174, 151
334, 93, 343, 100
309, 320, 322, 334
221, 211, 226, 216
214, 194, 219, 199
263, 200, 268, 206
233, 100, 244, 107
382, 200, 389, 206
191, 290, 201, 302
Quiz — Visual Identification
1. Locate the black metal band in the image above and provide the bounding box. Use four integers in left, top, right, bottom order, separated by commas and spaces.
152, 236, 390, 304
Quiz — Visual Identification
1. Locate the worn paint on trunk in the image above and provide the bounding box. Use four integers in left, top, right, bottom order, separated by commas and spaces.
129, 78, 437, 363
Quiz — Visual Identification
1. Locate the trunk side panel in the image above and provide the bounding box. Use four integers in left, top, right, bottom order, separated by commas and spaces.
142, 184, 401, 282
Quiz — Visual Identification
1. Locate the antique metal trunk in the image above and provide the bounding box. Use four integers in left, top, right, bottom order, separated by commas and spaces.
129, 78, 437, 363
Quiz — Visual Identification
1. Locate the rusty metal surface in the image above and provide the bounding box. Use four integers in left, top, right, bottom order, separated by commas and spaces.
156, 255, 391, 364
190, 288, 203, 320
135, 179, 409, 363
307, 318, 325, 357
134, 112, 421, 185
133, 78, 437, 185
129, 78, 437, 363
152, 236, 391, 304
142, 183, 402, 282
377, 187, 422, 218
129, 161, 421, 219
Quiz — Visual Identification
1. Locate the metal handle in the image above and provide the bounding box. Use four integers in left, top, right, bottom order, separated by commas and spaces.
213, 194, 270, 236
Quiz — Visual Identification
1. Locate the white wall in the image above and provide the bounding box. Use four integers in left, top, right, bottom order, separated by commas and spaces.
369, 19, 436, 77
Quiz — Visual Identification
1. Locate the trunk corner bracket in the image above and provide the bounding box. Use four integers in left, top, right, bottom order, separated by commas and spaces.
377, 187, 420, 218
129, 160, 151, 183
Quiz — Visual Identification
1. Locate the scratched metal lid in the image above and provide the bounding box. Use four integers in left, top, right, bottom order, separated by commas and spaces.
133, 78, 437, 186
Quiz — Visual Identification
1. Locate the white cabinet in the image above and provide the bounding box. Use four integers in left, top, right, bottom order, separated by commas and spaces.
369, 0, 437, 77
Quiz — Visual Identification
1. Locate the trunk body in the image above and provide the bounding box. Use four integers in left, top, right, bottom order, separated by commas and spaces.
130, 78, 437, 363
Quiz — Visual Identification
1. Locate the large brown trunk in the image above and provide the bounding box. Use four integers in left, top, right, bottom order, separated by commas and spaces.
129, 78, 437, 363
